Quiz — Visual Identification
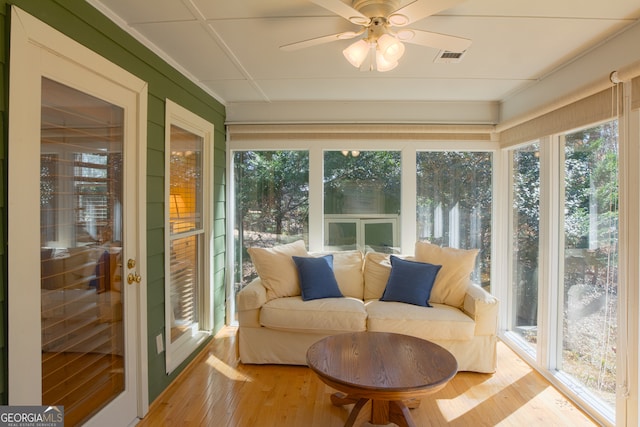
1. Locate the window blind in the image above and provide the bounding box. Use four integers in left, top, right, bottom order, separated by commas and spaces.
227, 123, 495, 142
168, 125, 203, 344
633, 76, 640, 111
498, 88, 618, 147
169, 236, 200, 343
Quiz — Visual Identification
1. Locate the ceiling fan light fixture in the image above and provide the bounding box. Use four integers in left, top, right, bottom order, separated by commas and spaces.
375, 50, 398, 72
377, 34, 405, 63
343, 39, 370, 68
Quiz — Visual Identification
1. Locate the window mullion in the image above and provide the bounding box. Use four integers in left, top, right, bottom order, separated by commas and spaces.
616, 84, 638, 427
538, 134, 562, 370
401, 146, 416, 254
502, 149, 515, 338
308, 145, 323, 252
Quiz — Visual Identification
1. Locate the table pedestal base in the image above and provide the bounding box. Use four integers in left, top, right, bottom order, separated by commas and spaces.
331, 392, 420, 427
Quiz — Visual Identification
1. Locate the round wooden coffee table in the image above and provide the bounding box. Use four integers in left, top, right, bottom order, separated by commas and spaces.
306, 331, 457, 427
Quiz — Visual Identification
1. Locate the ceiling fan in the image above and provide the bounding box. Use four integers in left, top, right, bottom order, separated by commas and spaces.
281, 0, 471, 72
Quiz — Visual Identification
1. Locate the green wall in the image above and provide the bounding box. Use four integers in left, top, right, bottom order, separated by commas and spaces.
0, 0, 227, 404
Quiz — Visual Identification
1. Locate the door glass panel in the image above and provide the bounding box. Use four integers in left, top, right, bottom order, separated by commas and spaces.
560, 121, 618, 410
40, 78, 124, 425
510, 142, 540, 352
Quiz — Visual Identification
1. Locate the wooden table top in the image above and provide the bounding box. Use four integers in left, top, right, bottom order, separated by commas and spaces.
306, 332, 458, 400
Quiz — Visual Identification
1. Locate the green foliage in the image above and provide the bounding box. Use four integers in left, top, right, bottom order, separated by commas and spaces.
323, 151, 401, 214
234, 151, 309, 240
416, 152, 492, 204
564, 122, 619, 250
416, 152, 493, 285
324, 150, 400, 185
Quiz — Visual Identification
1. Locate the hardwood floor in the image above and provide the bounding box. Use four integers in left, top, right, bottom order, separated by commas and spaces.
138, 327, 598, 426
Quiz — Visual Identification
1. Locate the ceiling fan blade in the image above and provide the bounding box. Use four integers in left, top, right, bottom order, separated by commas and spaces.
402, 29, 471, 52
310, 0, 371, 25
389, 0, 465, 26
280, 31, 361, 51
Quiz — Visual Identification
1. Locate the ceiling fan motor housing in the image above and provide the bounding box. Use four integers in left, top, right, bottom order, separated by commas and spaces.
367, 18, 388, 42
352, 0, 400, 19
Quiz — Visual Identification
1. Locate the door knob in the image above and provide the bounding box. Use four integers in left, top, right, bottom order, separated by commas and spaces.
128, 272, 143, 284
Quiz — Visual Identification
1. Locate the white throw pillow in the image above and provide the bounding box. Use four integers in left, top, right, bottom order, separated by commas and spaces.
311, 250, 364, 299
363, 252, 415, 300
247, 240, 308, 300
363, 252, 392, 300
414, 241, 478, 308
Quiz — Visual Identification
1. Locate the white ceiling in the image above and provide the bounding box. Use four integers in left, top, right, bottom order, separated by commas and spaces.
90, 0, 640, 123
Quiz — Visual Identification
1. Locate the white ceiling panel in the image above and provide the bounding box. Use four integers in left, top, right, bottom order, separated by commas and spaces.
446, 0, 640, 19
90, 0, 640, 122
132, 21, 243, 80
254, 77, 524, 102
93, 0, 196, 23
192, 0, 326, 19
414, 16, 634, 79
200, 79, 270, 103
209, 17, 369, 78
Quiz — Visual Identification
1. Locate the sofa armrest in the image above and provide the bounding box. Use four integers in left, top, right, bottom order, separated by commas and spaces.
463, 283, 499, 336
237, 277, 268, 312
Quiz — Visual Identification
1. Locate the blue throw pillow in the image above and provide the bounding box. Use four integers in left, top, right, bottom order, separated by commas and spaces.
292, 255, 344, 301
380, 256, 441, 307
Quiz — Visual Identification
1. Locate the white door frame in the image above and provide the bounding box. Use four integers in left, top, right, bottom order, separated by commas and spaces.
7, 6, 149, 420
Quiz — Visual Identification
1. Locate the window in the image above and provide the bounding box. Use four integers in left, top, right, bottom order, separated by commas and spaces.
559, 121, 618, 411
503, 121, 619, 424
164, 100, 213, 373
323, 150, 401, 253
228, 141, 496, 324
232, 150, 309, 301
416, 152, 493, 288
509, 142, 541, 354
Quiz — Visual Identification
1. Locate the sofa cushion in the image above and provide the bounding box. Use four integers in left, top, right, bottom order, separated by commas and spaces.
312, 250, 364, 299
247, 240, 308, 300
293, 255, 343, 301
365, 300, 475, 341
363, 252, 415, 300
414, 241, 479, 308
380, 256, 441, 307
260, 296, 367, 334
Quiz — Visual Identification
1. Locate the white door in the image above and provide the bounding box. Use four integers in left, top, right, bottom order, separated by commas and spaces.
8, 8, 148, 426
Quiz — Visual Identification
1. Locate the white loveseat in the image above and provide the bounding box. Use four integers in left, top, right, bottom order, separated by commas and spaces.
237, 240, 499, 373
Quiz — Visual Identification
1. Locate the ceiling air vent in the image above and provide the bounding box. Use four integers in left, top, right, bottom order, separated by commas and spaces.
434, 50, 466, 63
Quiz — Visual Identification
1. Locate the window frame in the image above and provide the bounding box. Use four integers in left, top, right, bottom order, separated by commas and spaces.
164, 99, 214, 374
323, 214, 400, 252
227, 139, 499, 324
503, 140, 542, 360
502, 119, 625, 426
